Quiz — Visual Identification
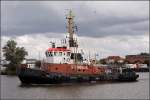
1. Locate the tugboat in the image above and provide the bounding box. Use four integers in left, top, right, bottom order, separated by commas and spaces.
17, 10, 139, 84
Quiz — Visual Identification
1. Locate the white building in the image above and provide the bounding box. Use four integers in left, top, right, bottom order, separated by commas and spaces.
125, 64, 148, 68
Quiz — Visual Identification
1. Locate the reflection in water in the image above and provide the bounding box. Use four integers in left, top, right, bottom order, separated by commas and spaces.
1, 73, 149, 99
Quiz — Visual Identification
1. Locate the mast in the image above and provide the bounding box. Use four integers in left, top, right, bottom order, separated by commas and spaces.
66, 10, 79, 64
66, 10, 78, 47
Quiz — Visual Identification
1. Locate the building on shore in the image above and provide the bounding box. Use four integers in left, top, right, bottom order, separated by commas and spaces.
106, 56, 125, 64
99, 53, 150, 69
126, 55, 144, 63
0, 59, 9, 74
125, 53, 150, 64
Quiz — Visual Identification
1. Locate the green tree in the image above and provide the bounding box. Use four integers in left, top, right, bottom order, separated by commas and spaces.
35, 60, 41, 68
140, 52, 149, 55
3, 40, 28, 74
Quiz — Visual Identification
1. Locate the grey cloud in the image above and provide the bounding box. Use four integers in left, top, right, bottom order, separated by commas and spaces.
77, 18, 149, 37
1, 2, 66, 36
1, 1, 149, 38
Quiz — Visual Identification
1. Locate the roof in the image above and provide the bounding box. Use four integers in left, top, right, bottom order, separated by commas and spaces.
107, 56, 125, 61
107, 56, 121, 59
47, 47, 71, 52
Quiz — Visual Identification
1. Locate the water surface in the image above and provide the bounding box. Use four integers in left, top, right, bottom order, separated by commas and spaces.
1, 73, 149, 99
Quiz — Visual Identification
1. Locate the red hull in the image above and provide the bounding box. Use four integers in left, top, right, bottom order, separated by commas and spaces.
41, 63, 105, 76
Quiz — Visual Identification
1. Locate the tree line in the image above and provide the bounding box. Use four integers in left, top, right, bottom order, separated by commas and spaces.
2, 40, 28, 75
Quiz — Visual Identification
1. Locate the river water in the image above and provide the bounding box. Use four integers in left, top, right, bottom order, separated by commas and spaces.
1, 73, 149, 99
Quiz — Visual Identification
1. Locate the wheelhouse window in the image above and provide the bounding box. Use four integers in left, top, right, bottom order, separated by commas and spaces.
48, 52, 50, 56
54, 52, 57, 56
59, 52, 62, 56
49, 52, 53, 57
67, 52, 70, 56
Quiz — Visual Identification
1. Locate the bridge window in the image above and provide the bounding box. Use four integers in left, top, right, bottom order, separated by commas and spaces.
49, 52, 53, 57
54, 52, 57, 56
59, 52, 62, 56
48, 52, 50, 56
67, 52, 70, 56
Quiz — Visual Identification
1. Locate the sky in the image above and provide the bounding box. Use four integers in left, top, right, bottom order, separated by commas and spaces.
1, 1, 149, 60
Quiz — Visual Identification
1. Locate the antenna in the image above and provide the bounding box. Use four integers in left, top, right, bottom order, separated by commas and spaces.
38, 51, 41, 60
73, 24, 78, 32
50, 41, 55, 48
89, 51, 91, 64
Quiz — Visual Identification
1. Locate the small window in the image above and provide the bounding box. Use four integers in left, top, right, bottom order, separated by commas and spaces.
55, 67, 58, 70
78, 69, 81, 72
54, 52, 57, 56
64, 52, 65, 55
59, 52, 62, 56
48, 52, 51, 56
50, 52, 53, 56
83, 69, 85, 72
67, 52, 70, 56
